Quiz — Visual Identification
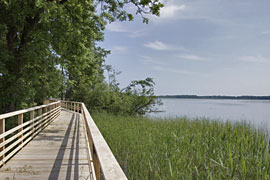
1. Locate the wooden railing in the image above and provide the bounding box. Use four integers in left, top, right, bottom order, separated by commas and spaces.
61, 100, 127, 180
0, 101, 61, 166
0, 100, 127, 180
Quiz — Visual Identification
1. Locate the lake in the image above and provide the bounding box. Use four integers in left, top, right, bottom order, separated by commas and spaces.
149, 98, 270, 130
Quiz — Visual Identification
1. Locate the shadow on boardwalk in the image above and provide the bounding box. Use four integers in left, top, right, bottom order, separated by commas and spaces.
0, 110, 90, 180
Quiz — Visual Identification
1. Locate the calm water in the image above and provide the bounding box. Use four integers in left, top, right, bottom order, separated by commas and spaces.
149, 98, 270, 129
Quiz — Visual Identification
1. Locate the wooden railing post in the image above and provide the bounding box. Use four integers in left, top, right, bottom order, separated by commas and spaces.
0, 101, 61, 166
84, 107, 101, 180
38, 108, 42, 116
18, 114, 23, 144
30, 110, 34, 137
93, 148, 101, 180
81, 103, 128, 180
57, 102, 60, 115
0, 118, 5, 161
87, 129, 94, 157
74, 103, 76, 112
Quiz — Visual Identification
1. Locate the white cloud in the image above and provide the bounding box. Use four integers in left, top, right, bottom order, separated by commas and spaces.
147, 0, 187, 22
140, 56, 198, 76
144, 41, 169, 50
160, 4, 186, 19
239, 55, 270, 64
106, 23, 128, 32
128, 29, 147, 38
106, 22, 148, 38
149, 0, 240, 26
111, 46, 127, 54
152, 66, 194, 75
140, 56, 166, 66
177, 54, 207, 61
262, 31, 270, 35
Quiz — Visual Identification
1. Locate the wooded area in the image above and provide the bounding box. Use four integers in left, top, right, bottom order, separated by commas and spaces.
0, 0, 163, 115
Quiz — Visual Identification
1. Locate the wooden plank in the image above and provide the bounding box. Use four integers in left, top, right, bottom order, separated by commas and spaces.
38, 108, 42, 116
30, 110, 34, 139
83, 120, 97, 180
0, 119, 5, 161
82, 103, 127, 180
0, 108, 60, 166
0, 116, 32, 140
0, 132, 33, 166
18, 114, 23, 146
0, 107, 60, 151
13, 153, 88, 160
0, 106, 60, 157
0, 169, 91, 180
0, 110, 92, 179
0, 101, 60, 120
0, 106, 59, 140
5, 159, 89, 166
61, 100, 82, 104
93, 149, 101, 180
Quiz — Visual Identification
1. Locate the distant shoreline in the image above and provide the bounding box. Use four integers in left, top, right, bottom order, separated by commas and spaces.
158, 95, 270, 100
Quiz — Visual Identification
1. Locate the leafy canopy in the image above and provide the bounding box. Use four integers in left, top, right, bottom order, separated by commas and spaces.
0, 0, 163, 114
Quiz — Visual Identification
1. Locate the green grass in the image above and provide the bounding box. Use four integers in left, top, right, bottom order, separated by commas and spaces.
92, 113, 270, 179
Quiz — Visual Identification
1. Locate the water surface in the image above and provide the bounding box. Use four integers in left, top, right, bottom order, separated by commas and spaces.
149, 98, 270, 129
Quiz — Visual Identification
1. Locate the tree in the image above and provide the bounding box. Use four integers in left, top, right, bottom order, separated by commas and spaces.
0, 0, 163, 113
122, 77, 161, 115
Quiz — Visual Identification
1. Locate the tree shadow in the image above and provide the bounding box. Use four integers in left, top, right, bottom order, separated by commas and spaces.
66, 113, 80, 180
48, 113, 75, 179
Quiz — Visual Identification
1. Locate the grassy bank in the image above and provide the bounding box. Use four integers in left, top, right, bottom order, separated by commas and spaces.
92, 113, 270, 179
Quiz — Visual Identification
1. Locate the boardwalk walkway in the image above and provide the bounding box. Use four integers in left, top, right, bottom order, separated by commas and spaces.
0, 109, 91, 180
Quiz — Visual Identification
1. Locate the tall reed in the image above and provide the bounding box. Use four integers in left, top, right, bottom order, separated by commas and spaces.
93, 113, 270, 179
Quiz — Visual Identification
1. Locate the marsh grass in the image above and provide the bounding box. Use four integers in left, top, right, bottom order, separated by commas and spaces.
93, 113, 270, 179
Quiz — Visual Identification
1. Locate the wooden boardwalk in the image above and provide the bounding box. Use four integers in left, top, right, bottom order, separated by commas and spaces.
0, 109, 91, 180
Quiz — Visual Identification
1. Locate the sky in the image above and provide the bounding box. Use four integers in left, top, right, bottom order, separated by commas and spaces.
99, 0, 270, 96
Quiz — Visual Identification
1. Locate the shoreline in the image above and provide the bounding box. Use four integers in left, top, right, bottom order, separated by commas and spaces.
158, 95, 270, 100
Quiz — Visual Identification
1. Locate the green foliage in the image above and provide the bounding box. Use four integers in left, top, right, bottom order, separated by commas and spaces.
93, 113, 270, 179
0, 0, 163, 113
121, 77, 161, 115
98, 0, 164, 23
70, 75, 160, 115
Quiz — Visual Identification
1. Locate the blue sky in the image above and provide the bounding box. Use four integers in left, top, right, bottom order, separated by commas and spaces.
100, 0, 270, 96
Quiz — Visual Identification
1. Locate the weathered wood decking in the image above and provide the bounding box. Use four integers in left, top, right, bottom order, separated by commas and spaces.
0, 109, 91, 180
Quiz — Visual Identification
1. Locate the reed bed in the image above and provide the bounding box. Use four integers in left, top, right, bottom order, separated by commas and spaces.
93, 113, 270, 179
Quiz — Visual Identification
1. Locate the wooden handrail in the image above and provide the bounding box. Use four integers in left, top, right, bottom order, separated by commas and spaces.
0, 101, 60, 120
0, 100, 127, 179
62, 101, 127, 180
0, 101, 61, 166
